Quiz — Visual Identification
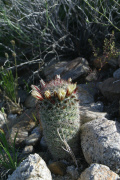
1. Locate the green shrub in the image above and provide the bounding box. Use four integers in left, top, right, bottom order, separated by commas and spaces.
83, 0, 120, 32
0, 129, 20, 177
0, 0, 120, 66
89, 31, 120, 69
0, 67, 17, 103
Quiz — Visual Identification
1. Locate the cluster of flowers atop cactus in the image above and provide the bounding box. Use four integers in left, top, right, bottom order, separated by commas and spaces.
31, 75, 77, 102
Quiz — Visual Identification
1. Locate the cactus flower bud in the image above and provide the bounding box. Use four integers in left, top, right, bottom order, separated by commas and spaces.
44, 90, 51, 99
57, 88, 66, 101
67, 83, 77, 95
40, 79, 46, 88
68, 78, 72, 83
55, 74, 60, 80
31, 85, 41, 93
31, 90, 43, 100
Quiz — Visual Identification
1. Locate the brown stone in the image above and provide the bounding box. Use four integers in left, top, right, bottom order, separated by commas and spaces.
85, 69, 98, 82
6, 108, 37, 146
48, 161, 67, 176
44, 57, 90, 81
99, 77, 120, 101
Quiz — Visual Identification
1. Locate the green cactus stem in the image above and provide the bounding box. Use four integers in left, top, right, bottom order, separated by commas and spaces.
31, 75, 80, 159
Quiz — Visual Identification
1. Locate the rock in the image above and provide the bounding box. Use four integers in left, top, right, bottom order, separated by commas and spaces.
0, 111, 7, 129
82, 82, 99, 96
6, 108, 36, 146
51, 165, 80, 180
8, 114, 17, 120
81, 118, 120, 172
99, 78, 120, 101
104, 100, 119, 119
85, 69, 98, 82
7, 153, 52, 180
22, 145, 34, 154
113, 68, 120, 79
31, 125, 41, 135
25, 132, 41, 146
66, 165, 79, 180
77, 84, 95, 105
48, 161, 67, 176
90, 102, 104, 112
77, 84, 107, 124
25, 95, 36, 108
8, 127, 28, 146
44, 57, 90, 81
52, 174, 72, 180
78, 163, 119, 180
80, 105, 107, 124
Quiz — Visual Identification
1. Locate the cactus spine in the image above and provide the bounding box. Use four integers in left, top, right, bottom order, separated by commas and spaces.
31, 75, 80, 159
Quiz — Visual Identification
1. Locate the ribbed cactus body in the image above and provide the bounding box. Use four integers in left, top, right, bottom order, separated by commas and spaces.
31, 76, 80, 159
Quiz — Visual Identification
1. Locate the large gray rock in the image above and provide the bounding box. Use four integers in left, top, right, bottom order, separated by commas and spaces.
80, 105, 107, 124
81, 118, 120, 172
6, 108, 36, 146
7, 153, 52, 180
99, 78, 120, 101
25, 125, 42, 146
77, 84, 96, 105
78, 84, 107, 124
78, 163, 119, 180
113, 68, 120, 79
44, 57, 90, 81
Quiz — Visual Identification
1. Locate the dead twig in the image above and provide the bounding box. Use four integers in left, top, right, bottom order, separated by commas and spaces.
57, 128, 78, 168
6, 59, 44, 71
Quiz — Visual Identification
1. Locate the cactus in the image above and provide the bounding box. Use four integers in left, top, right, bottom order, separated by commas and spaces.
31, 75, 80, 159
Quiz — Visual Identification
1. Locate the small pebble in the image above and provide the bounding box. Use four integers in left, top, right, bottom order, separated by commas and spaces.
22, 145, 34, 154
25, 133, 41, 146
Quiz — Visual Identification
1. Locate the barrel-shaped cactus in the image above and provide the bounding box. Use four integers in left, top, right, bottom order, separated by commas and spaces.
31, 75, 80, 159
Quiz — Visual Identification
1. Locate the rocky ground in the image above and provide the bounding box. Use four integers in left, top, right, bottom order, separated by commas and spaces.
0, 55, 120, 180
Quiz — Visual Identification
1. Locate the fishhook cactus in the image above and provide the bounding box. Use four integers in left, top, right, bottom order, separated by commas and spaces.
31, 75, 80, 159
